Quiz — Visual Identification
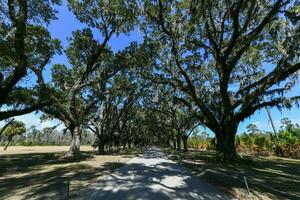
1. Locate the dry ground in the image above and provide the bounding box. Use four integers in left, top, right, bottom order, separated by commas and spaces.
164, 148, 300, 200
0, 145, 94, 155
0, 146, 142, 200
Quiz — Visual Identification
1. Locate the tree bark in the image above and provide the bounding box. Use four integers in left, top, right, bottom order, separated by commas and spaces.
215, 122, 238, 161
4, 136, 12, 151
67, 126, 81, 157
173, 137, 176, 149
128, 141, 131, 149
98, 141, 105, 155
176, 133, 181, 150
182, 135, 188, 152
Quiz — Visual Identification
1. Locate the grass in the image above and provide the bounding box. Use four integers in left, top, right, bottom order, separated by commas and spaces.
164, 148, 300, 200
0, 146, 142, 200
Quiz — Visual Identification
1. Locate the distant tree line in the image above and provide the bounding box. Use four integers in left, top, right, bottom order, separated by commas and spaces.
0, 125, 95, 147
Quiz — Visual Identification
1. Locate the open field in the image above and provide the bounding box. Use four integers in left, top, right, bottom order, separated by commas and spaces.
0, 145, 94, 155
165, 148, 300, 200
0, 146, 142, 200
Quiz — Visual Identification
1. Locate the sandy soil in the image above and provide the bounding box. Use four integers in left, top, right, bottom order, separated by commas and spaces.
0, 145, 94, 155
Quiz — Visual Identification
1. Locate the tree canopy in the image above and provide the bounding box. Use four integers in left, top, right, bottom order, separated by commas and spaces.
139, 0, 300, 159
1, 0, 299, 160
0, 0, 61, 120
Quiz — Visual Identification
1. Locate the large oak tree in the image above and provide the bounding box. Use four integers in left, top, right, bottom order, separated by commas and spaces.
0, 0, 61, 121
32, 0, 138, 157
141, 0, 300, 160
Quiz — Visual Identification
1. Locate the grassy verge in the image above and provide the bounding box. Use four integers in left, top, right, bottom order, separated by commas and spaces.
0, 146, 142, 200
164, 148, 300, 200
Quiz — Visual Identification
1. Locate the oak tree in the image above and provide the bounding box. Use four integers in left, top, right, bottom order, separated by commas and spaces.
141, 0, 300, 160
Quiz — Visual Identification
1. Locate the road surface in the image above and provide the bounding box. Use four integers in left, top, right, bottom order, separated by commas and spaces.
76, 147, 231, 200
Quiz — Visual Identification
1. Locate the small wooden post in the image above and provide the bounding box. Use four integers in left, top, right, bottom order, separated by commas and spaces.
243, 176, 250, 195
66, 178, 70, 199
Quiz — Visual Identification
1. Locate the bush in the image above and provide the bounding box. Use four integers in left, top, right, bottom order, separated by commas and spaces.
187, 119, 300, 159
188, 136, 214, 150
235, 120, 300, 159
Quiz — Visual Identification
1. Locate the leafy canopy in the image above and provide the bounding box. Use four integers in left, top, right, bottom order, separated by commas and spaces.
3, 120, 26, 137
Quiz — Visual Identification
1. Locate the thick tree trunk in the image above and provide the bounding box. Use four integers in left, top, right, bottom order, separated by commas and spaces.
182, 135, 188, 152
215, 122, 238, 161
98, 141, 105, 155
3, 136, 12, 151
67, 126, 81, 157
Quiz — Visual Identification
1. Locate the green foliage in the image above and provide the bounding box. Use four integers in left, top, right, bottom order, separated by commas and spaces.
0, 0, 62, 121
187, 135, 214, 150
3, 121, 26, 137
236, 119, 300, 158
239, 134, 253, 148
187, 118, 300, 159
1, 126, 95, 146
68, 0, 138, 35
140, 0, 300, 160
1, 0, 300, 160
278, 128, 300, 146
246, 123, 259, 135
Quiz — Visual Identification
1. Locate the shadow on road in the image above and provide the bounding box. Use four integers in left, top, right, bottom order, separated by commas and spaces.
76, 148, 230, 200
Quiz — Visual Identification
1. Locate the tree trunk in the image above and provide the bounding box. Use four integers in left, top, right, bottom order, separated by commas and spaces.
4, 136, 12, 151
128, 141, 131, 149
182, 135, 188, 152
173, 138, 176, 149
67, 126, 81, 157
176, 134, 181, 150
215, 123, 238, 161
98, 141, 105, 155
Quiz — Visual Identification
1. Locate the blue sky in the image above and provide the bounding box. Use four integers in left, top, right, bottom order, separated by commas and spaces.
1, 1, 299, 134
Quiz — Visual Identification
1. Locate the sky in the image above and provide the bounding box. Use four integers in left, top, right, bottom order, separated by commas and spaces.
1, 1, 299, 134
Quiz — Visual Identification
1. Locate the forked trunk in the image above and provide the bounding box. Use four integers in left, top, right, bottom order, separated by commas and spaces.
67, 126, 81, 157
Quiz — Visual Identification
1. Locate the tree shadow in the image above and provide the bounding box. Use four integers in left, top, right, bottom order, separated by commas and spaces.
101, 147, 145, 157
74, 148, 230, 200
0, 152, 113, 200
0, 152, 93, 176
166, 149, 300, 199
